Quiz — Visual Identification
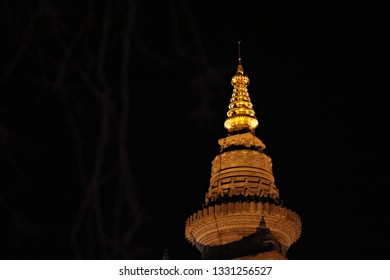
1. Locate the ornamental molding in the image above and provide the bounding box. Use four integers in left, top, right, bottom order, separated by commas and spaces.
185, 201, 301, 249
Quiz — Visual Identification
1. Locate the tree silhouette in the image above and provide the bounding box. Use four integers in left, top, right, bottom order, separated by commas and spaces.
0, 0, 226, 259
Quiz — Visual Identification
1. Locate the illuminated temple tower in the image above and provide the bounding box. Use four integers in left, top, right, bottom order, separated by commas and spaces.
185, 45, 301, 260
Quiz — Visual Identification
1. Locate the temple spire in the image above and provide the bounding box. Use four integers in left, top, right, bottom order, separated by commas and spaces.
185, 44, 301, 260
224, 42, 259, 134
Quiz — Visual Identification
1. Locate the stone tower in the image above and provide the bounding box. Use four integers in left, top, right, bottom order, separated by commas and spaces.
185, 44, 301, 260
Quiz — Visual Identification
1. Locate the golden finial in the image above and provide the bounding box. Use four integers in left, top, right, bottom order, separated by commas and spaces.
238, 40, 242, 64
237, 40, 244, 74
224, 41, 259, 134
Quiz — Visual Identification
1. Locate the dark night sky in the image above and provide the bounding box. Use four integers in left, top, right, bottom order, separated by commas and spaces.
0, 1, 389, 260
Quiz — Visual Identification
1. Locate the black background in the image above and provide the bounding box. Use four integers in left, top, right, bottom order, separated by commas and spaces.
0, 0, 389, 260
